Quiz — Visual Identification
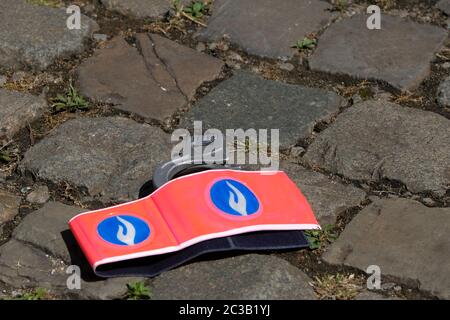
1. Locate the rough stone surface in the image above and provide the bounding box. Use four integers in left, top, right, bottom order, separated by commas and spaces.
437, 0, 450, 15
20, 117, 172, 201
355, 291, 400, 300
152, 254, 316, 300
77, 34, 223, 122
0, 238, 139, 299
180, 71, 343, 149
198, 0, 333, 59
146, 34, 224, 99
100, 0, 171, 19
0, 89, 47, 142
0, 202, 142, 299
309, 14, 447, 91
93, 33, 108, 42
26, 185, 50, 204
13, 202, 83, 263
278, 62, 295, 72
281, 162, 366, 225
0, 0, 98, 70
0, 190, 21, 225
0, 239, 67, 290
77, 276, 144, 300
323, 198, 450, 299
304, 101, 450, 197
437, 75, 450, 108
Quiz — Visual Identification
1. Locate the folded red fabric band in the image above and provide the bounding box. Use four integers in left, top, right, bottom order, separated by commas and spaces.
69, 170, 320, 272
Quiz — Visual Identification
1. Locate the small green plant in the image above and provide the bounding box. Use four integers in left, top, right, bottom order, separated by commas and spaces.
172, 0, 183, 13
171, 0, 208, 27
0, 150, 12, 163
126, 281, 151, 300
305, 224, 338, 250
358, 86, 374, 100
27, 0, 62, 7
183, 1, 209, 19
14, 288, 49, 300
292, 37, 317, 51
51, 85, 88, 113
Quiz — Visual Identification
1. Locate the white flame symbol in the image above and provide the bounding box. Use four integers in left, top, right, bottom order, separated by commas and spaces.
226, 181, 248, 216
116, 216, 136, 246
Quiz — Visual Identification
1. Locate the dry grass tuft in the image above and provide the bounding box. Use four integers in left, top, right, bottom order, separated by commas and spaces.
312, 273, 363, 300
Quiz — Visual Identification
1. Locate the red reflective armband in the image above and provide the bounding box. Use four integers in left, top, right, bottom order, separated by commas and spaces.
69, 170, 320, 272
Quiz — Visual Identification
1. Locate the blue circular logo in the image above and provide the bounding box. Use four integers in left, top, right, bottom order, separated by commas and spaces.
210, 179, 259, 216
97, 215, 150, 246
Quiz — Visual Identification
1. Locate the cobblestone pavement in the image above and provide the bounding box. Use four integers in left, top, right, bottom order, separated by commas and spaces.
0, 0, 448, 300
